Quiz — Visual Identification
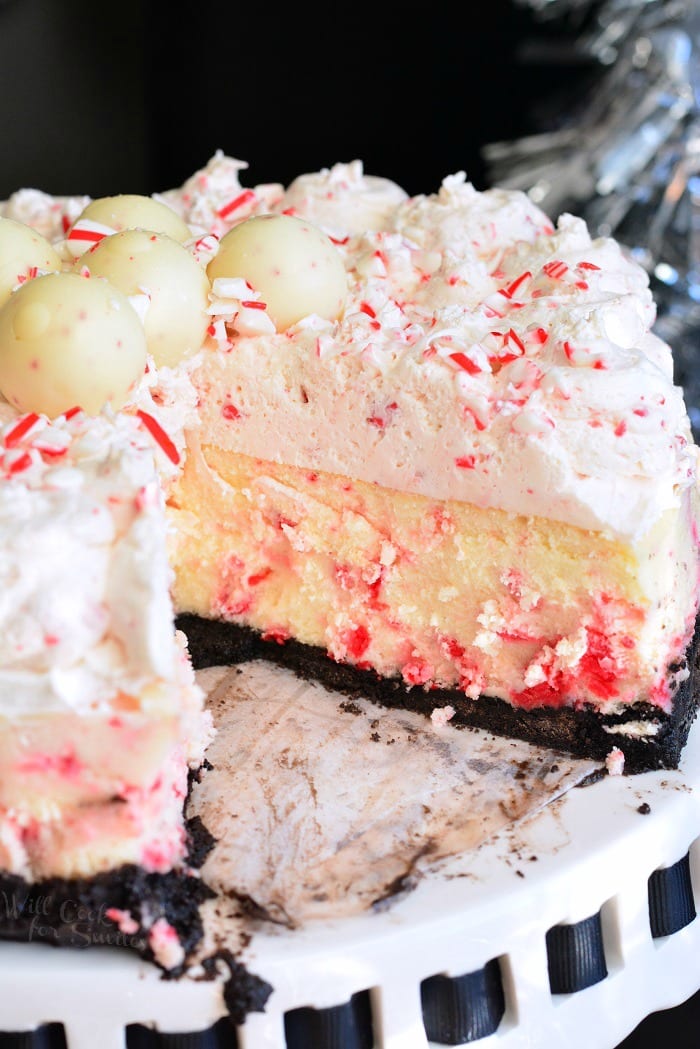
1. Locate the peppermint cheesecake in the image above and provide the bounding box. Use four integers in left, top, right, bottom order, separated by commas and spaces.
0, 402, 213, 969
165, 155, 700, 774
0, 145, 696, 937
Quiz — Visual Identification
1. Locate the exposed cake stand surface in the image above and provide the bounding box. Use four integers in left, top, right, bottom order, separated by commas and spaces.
1, 664, 699, 1049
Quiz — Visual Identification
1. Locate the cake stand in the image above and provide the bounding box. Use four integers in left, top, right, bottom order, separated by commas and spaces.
1, 715, 699, 1049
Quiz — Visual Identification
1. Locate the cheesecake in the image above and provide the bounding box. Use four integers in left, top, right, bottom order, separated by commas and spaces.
0, 149, 696, 985
0, 146, 696, 894
165, 155, 700, 773
0, 403, 212, 968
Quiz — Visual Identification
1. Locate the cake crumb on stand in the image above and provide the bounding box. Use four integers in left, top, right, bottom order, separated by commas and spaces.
430, 704, 456, 728
605, 747, 626, 776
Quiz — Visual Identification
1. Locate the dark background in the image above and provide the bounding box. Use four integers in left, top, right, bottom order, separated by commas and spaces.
0, 1, 698, 1045
0, 0, 572, 200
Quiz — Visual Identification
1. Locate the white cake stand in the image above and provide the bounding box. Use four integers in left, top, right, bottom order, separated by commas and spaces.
1, 717, 699, 1049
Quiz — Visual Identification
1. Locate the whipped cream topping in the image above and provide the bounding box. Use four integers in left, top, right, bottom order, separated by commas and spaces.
130, 355, 202, 487
3, 153, 697, 542
158, 150, 284, 239
0, 409, 188, 715
1, 189, 89, 244
282, 159, 409, 235
178, 159, 697, 542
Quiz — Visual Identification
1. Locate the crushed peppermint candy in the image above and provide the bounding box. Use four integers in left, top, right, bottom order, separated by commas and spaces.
136, 409, 180, 465
64, 218, 115, 258
605, 748, 625, 777
431, 705, 456, 727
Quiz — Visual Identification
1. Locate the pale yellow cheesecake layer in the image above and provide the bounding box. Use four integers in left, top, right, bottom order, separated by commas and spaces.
0, 712, 181, 812
0, 679, 209, 879
0, 743, 189, 880
169, 439, 699, 713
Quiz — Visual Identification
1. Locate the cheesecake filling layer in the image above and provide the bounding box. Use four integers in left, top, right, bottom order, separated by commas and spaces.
0, 738, 190, 880
169, 442, 699, 716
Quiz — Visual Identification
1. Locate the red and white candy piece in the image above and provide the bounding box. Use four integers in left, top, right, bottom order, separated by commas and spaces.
79, 230, 211, 368
64, 218, 117, 259
0, 217, 62, 307
207, 214, 347, 332
188, 232, 220, 267
0, 271, 147, 417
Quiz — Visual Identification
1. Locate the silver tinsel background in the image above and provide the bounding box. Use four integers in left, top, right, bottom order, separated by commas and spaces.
484, 0, 700, 434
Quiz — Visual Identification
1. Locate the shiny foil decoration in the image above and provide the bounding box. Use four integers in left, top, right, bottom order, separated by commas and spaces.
512, 0, 600, 24
486, 0, 700, 433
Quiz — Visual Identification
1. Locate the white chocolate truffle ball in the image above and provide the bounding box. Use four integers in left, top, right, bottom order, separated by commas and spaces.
0, 271, 147, 417
207, 214, 347, 331
72, 194, 191, 244
79, 229, 210, 367
0, 217, 62, 308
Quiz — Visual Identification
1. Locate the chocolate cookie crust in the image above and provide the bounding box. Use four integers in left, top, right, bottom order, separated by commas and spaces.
176, 613, 700, 774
